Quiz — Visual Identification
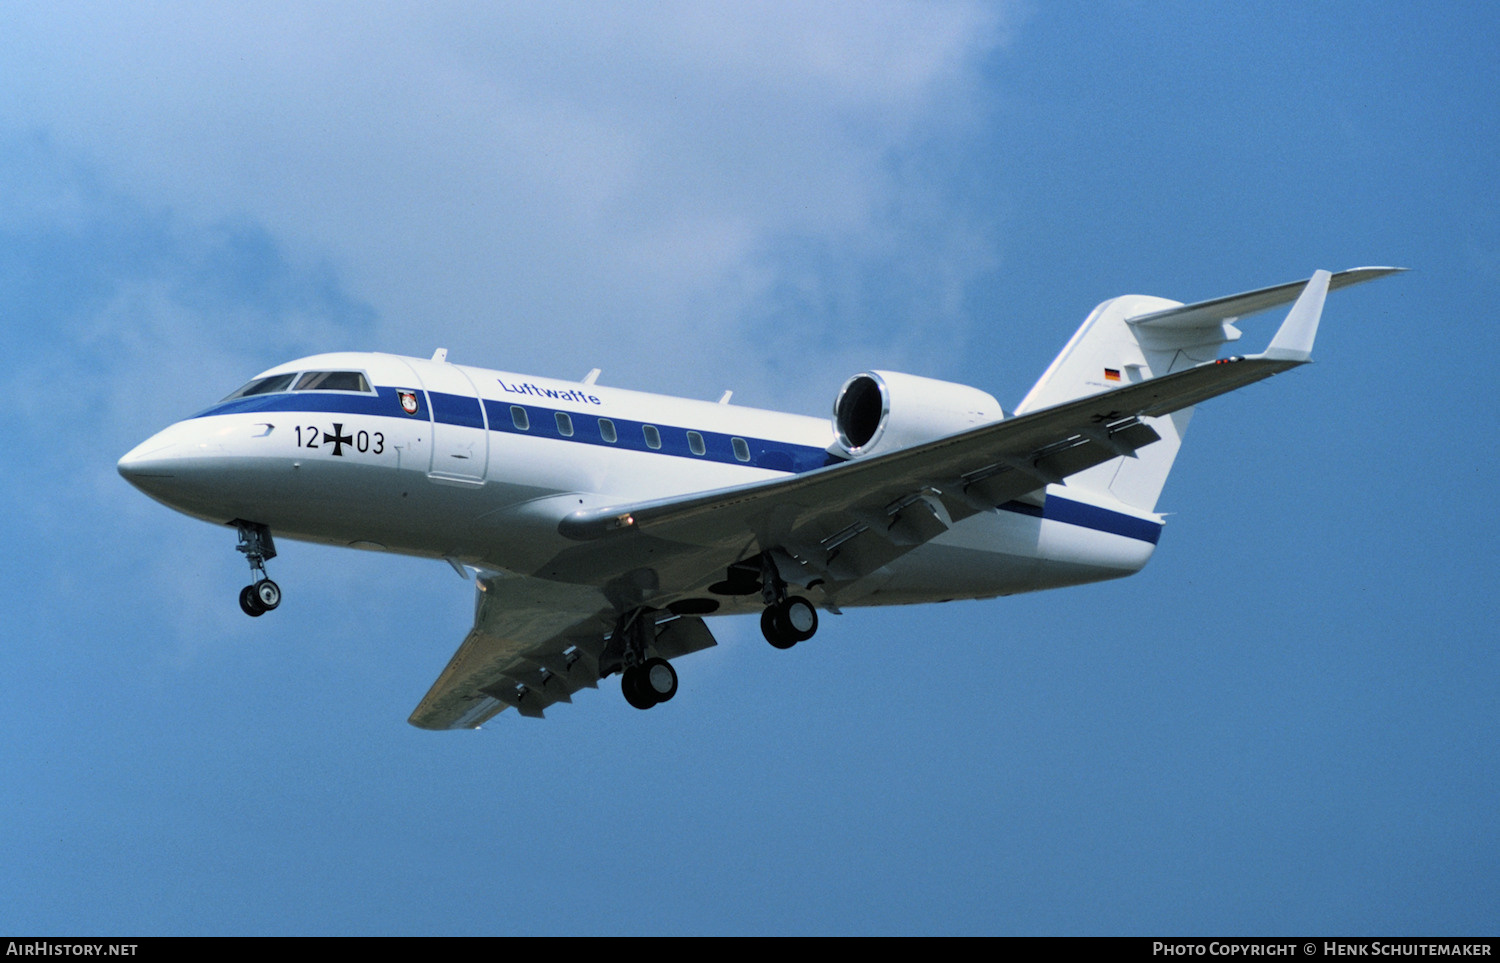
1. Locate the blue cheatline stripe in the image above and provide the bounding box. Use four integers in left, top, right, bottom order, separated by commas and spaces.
430, 390, 484, 429
192, 387, 837, 473
194, 386, 1161, 544
478, 398, 837, 473
999, 498, 1162, 544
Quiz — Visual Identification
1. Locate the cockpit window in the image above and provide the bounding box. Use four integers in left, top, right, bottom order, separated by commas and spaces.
294, 370, 371, 393
222, 373, 297, 401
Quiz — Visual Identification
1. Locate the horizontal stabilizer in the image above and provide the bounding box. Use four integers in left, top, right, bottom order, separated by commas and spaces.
1128, 266, 1405, 330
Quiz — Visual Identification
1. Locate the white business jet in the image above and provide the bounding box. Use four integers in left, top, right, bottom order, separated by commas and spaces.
119, 267, 1400, 728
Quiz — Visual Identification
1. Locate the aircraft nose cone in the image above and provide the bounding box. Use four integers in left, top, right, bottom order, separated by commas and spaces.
119, 419, 282, 520
117, 423, 223, 508
117, 438, 177, 488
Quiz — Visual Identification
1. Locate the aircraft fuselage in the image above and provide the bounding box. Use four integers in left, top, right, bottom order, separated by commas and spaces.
119, 350, 1159, 616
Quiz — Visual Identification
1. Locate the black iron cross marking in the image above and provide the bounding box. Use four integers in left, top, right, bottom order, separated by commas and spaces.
323, 423, 354, 456
1090, 409, 1124, 425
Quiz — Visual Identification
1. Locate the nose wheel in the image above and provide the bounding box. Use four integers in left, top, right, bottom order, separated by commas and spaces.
239, 579, 282, 617
233, 520, 282, 617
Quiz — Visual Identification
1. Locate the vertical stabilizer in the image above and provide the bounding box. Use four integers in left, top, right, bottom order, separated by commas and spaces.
1013, 270, 1353, 512
1016, 292, 1222, 512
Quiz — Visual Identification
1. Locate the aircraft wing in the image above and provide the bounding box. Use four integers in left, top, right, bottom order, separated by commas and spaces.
554, 270, 1346, 588
408, 574, 613, 729
408, 573, 719, 729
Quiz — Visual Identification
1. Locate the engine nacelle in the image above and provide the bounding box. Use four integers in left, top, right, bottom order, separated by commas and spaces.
831, 370, 1002, 459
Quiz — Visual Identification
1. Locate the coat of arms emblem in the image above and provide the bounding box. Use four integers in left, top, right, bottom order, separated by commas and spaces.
398, 390, 419, 415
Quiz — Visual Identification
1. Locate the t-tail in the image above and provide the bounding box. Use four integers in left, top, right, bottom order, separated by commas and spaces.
1015, 267, 1404, 513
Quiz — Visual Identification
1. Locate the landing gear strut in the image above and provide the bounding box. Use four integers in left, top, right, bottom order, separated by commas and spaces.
758, 553, 818, 649
234, 520, 282, 617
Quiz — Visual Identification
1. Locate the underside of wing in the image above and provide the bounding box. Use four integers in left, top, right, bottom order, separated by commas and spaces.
409, 573, 721, 729
408, 575, 614, 729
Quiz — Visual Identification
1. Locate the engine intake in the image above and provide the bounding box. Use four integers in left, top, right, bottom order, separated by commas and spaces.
832, 370, 1002, 458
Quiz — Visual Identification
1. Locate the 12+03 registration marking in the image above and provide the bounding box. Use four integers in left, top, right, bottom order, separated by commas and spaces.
293, 423, 384, 457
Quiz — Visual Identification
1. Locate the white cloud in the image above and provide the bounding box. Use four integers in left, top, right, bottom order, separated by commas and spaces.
1, 2, 1021, 677
2, 1, 1015, 410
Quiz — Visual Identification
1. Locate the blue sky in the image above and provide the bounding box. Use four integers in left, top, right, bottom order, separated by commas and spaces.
2, 1, 1495, 935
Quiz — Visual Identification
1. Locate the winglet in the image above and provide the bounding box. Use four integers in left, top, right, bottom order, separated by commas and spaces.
1260, 269, 1331, 363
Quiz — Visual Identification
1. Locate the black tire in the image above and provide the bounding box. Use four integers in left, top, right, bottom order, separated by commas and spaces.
239, 585, 266, 617
254, 578, 281, 611
622, 666, 656, 710
762, 605, 797, 649
642, 657, 678, 703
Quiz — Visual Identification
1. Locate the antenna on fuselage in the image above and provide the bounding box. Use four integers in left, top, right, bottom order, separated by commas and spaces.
718, 390, 733, 404
582, 368, 602, 385
431, 348, 448, 363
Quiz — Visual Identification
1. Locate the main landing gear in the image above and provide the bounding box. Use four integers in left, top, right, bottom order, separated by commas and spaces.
757, 553, 818, 649
762, 596, 818, 649
234, 520, 282, 618
622, 657, 678, 709
614, 610, 679, 710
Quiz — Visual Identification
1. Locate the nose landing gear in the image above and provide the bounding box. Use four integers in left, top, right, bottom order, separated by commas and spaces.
233, 520, 282, 617
239, 579, 282, 617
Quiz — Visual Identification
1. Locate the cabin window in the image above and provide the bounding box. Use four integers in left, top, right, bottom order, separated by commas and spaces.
222, 373, 297, 401
599, 418, 617, 443
294, 370, 371, 393
555, 412, 574, 437
511, 406, 530, 430
643, 425, 662, 450
732, 437, 751, 462
687, 431, 706, 456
